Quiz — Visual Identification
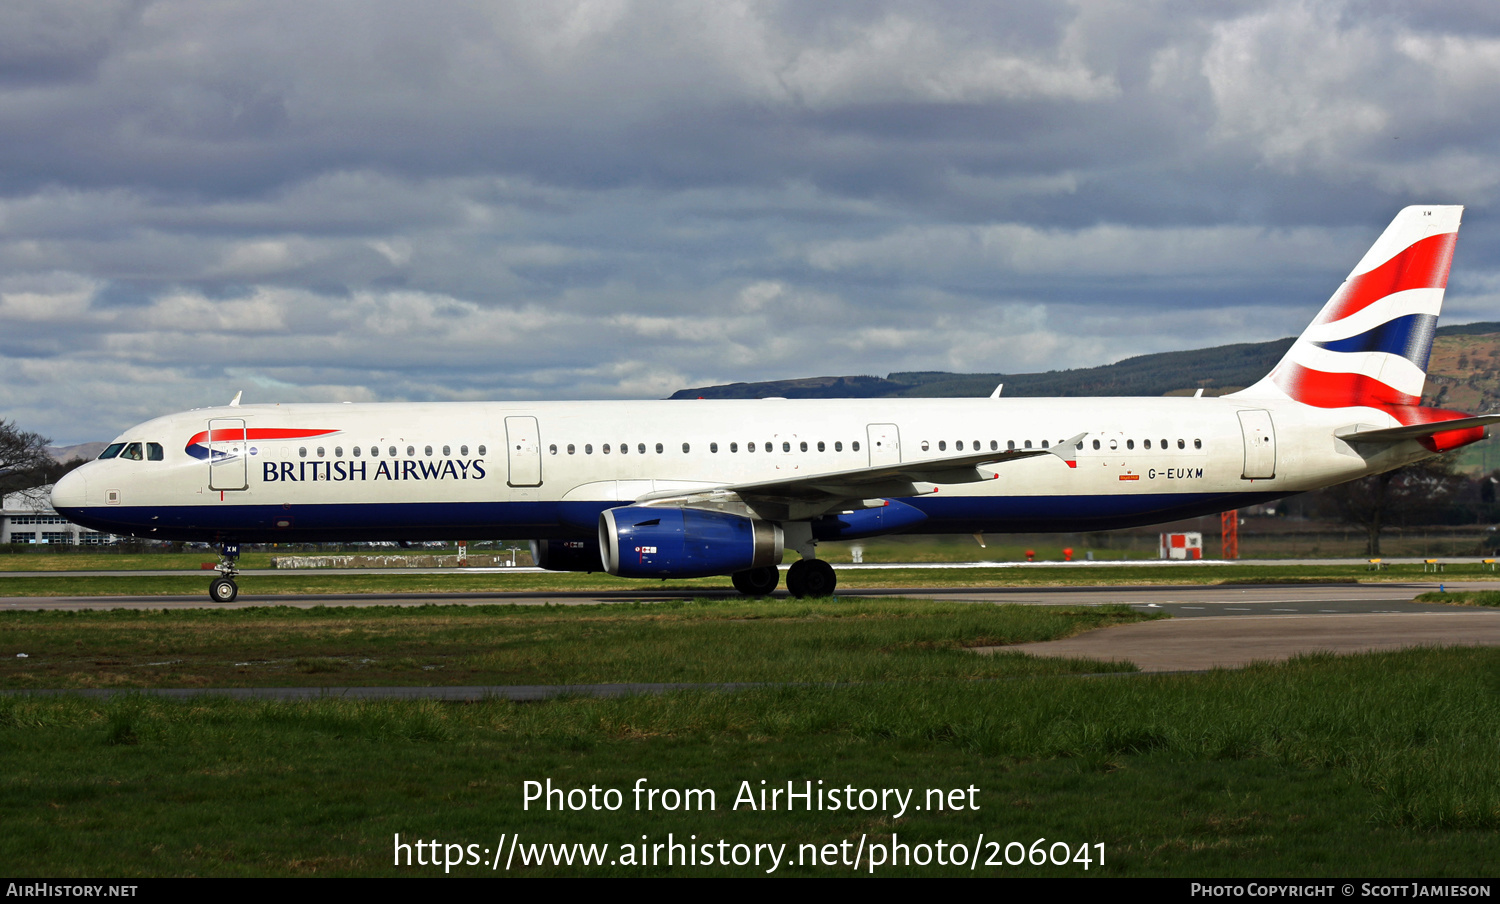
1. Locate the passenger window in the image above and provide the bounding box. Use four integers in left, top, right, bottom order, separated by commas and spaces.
939, 441, 947, 451
748, 442, 756, 453
782, 441, 790, 452
1109, 439, 1118, 450
711, 443, 719, 453
1092, 439, 1100, 450
655, 443, 663, 454
681, 443, 689, 453
548, 444, 556, 455
1194, 439, 1202, 449
834, 441, 843, 452
586, 444, 593, 454
335, 446, 343, 457
1177, 439, 1185, 449
800, 441, 807, 452
730, 442, 739, 453
1144, 440, 1151, 450
353, 447, 362, 458
1008, 440, 1015, 450
956, 440, 964, 451
99, 443, 125, 460
390, 446, 398, 457
317, 447, 326, 458
444, 445, 452, 456
299, 447, 308, 458
478, 445, 487, 455
990, 440, 998, 451
406, 446, 415, 457
461, 445, 468, 456
425, 445, 433, 456
568, 444, 576, 455
370, 446, 379, 457
147, 443, 164, 461
619, 443, 628, 455
1042, 440, 1050, 449
603, 444, 611, 454
638, 443, 646, 454
1161, 438, 1168, 449
818, 441, 825, 452
1024, 440, 1032, 449
852, 441, 860, 452
1126, 440, 1134, 450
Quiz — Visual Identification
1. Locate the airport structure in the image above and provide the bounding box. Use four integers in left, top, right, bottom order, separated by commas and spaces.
2, 486, 112, 545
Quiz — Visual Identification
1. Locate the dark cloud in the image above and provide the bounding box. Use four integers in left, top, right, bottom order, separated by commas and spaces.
4, 1, 1500, 443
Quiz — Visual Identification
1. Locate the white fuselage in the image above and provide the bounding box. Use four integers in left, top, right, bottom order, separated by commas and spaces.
52, 395, 1418, 544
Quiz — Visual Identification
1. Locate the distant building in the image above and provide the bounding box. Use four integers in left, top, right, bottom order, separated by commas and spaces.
1, 486, 114, 545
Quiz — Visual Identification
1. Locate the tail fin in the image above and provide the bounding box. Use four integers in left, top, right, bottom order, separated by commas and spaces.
1235, 205, 1462, 414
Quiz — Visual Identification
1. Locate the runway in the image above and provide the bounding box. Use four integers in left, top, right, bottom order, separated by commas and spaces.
6, 581, 1500, 681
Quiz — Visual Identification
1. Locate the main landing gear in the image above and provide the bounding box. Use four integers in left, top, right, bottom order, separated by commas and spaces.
729, 559, 838, 598
731, 565, 780, 597
785, 559, 837, 598
209, 541, 240, 603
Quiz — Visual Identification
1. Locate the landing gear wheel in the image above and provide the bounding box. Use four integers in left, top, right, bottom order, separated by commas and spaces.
210, 577, 238, 603
785, 559, 837, 598
732, 565, 780, 597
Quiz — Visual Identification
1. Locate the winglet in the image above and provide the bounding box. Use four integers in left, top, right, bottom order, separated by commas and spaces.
1048, 432, 1088, 469
989, 383, 1004, 399
229, 391, 242, 407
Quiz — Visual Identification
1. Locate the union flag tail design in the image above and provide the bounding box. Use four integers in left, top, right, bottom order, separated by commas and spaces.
1236, 205, 1462, 426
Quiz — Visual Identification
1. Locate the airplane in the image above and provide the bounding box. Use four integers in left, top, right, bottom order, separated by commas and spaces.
51, 205, 1499, 602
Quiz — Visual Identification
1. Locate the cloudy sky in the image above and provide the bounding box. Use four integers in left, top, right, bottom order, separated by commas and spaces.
6, 1, 1500, 444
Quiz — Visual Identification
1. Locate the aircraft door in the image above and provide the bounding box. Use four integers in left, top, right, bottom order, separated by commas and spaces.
207, 418, 248, 491
866, 424, 901, 467
505, 416, 543, 487
1237, 409, 1276, 479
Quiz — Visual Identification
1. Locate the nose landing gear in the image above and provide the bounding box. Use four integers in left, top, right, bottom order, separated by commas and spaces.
209, 541, 240, 603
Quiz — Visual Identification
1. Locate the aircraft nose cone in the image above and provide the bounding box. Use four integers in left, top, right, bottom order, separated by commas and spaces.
50, 468, 87, 512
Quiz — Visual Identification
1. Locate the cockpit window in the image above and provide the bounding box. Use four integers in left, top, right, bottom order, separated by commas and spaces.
99, 443, 125, 460
147, 443, 164, 461
120, 443, 144, 461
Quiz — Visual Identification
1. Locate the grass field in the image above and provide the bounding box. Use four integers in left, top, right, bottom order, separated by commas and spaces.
2, 597, 1499, 876
3, 648, 1498, 876
0, 599, 1154, 689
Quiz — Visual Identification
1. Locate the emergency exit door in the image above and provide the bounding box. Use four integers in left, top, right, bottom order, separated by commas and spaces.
505, 416, 542, 487
866, 424, 902, 466
1238, 409, 1276, 479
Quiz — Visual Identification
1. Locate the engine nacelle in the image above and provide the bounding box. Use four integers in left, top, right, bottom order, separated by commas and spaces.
599, 507, 783, 578
530, 538, 606, 572
811, 499, 928, 541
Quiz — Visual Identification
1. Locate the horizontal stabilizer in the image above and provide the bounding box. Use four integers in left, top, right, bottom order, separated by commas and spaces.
1339, 414, 1500, 443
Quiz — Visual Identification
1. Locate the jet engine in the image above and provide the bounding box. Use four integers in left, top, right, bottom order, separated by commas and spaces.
599, 506, 783, 578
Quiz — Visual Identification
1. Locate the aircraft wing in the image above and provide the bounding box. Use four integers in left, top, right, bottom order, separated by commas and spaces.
634, 432, 1087, 519
1339, 414, 1500, 443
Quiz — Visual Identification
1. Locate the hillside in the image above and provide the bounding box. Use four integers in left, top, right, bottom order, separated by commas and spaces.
671, 322, 1500, 405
